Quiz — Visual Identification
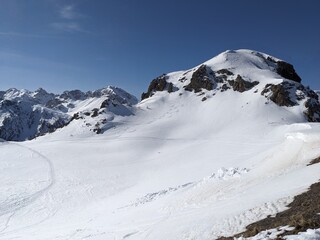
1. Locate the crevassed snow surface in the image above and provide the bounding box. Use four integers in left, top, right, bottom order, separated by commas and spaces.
0, 50, 320, 240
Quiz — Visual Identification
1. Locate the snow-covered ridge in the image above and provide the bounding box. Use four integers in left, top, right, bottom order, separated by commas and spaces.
141, 49, 320, 122
0, 86, 137, 141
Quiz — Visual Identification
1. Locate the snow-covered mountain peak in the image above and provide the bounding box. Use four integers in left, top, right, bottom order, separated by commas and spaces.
0, 86, 137, 141
141, 49, 319, 123
90, 86, 138, 105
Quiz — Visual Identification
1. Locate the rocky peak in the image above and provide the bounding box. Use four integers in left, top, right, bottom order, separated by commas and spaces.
276, 61, 301, 83
184, 65, 214, 93
228, 75, 259, 93
141, 75, 173, 100
60, 90, 86, 101
140, 49, 319, 123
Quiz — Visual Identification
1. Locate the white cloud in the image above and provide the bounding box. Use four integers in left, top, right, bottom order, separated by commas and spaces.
59, 5, 77, 19
52, 4, 88, 34
51, 22, 86, 33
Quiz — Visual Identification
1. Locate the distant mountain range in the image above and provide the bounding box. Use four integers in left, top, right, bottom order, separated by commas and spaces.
0, 87, 137, 141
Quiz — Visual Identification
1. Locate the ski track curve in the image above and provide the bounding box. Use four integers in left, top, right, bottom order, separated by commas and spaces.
0, 141, 56, 235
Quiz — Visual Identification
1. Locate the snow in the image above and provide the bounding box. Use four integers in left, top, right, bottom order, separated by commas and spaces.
0, 50, 319, 239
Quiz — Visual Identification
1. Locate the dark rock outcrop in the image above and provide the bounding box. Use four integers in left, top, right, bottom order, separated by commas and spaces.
228, 75, 259, 93
141, 75, 173, 100
215, 69, 234, 83
305, 97, 320, 122
261, 82, 320, 122
276, 61, 301, 83
184, 65, 214, 93
216, 69, 234, 76
261, 82, 296, 107
60, 90, 86, 101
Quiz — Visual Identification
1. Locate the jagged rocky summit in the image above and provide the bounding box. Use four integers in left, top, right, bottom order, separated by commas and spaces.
141, 49, 320, 122
0, 86, 137, 141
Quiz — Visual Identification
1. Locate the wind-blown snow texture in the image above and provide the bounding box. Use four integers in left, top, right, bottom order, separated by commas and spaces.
0, 49, 320, 240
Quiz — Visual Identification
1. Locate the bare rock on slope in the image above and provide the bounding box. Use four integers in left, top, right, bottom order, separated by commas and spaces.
141, 75, 174, 100
228, 75, 259, 93
276, 61, 301, 83
184, 65, 214, 93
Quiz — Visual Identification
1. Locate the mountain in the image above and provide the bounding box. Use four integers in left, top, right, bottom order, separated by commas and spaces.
0, 50, 320, 240
0, 86, 137, 141
141, 49, 320, 123
1, 50, 319, 141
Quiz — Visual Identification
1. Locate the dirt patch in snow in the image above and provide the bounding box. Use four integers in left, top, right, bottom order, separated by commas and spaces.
218, 180, 320, 239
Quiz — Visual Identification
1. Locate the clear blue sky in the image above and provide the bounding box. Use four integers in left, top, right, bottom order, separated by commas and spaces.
0, 0, 319, 97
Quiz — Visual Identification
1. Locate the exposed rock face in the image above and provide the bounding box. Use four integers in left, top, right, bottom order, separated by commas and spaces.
276, 61, 301, 83
141, 75, 173, 100
228, 75, 259, 93
261, 82, 296, 107
261, 81, 320, 121
184, 65, 213, 93
305, 97, 320, 122
60, 90, 86, 101
216, 69, 234, 76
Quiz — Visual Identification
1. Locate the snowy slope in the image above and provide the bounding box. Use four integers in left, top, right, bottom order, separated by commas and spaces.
0, 50, 320, 240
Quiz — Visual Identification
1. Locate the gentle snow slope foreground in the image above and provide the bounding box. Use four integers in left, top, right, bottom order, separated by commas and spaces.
0, 50, 320, 240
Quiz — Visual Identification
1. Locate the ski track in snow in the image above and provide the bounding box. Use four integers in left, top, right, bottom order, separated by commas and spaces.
0, 141, 56, 235
124, 167, 249, 208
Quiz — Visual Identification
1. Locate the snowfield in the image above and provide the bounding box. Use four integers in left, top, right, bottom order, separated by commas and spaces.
0, 50, 320, 239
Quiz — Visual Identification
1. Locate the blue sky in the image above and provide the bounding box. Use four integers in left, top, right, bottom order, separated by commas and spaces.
0, 0, 319, 97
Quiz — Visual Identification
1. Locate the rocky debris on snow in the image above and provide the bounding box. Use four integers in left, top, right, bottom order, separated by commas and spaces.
228, 75, 259, 93
184, 65, 214, 93
141, 75, 174, 100
218, 181, 320, 239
